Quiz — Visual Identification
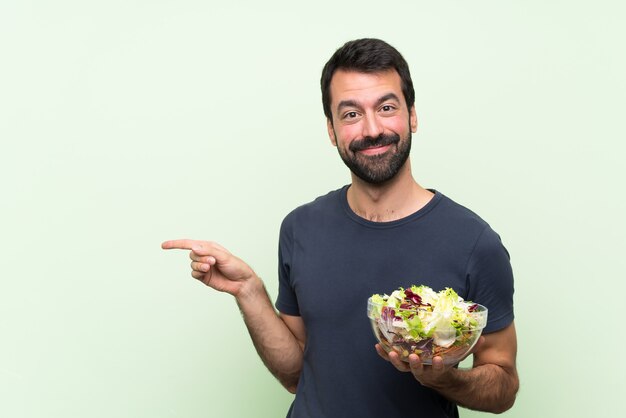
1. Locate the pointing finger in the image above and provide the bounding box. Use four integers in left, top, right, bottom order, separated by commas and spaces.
190, 243, 229, 259
161, 239, 200, 250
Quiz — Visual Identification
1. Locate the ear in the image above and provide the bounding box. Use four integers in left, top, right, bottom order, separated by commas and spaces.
327, 118, 337, 146
410, 105, 418, 133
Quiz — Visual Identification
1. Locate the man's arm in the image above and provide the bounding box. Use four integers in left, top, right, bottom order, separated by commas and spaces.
162, 239, 305, 393
377, 322, 519, 413
237, 285, 306, 393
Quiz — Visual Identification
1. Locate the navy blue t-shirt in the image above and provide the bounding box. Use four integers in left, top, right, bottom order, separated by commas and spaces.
276, 186, 514, 418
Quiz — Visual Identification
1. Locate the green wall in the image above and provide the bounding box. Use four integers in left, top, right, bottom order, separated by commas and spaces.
2, 1, 624, 417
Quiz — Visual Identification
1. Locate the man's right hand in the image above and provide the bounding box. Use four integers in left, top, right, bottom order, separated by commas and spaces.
162, 238, 306, 393
161, 239, 257, 297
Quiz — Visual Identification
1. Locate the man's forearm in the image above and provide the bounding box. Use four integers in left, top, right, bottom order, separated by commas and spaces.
429, 364, 519, 413
236, 277, 303, 392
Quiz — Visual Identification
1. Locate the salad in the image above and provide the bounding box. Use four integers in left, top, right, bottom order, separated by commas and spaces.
368, 285, 488, 363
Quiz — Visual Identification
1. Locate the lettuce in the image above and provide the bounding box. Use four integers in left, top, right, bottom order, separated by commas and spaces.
370, 285, 481, 345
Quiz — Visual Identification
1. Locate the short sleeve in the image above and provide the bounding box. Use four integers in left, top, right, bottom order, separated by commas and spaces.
465, 225, 515, 333
275, 212, 301, 316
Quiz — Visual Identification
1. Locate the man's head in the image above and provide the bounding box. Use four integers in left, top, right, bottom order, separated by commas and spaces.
321, 39, 417, 185
321, 38, 415, 122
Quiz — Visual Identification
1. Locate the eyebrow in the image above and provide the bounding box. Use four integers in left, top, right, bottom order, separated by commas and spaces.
336, 93, 402, 113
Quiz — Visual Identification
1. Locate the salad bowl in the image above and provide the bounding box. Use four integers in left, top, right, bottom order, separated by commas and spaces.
367, 286, 488, 366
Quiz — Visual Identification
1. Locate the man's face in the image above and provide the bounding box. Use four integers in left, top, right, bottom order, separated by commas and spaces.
326, 69, 417, 185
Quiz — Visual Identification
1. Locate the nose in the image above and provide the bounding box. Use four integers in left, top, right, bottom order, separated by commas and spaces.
362, 113, 384, 139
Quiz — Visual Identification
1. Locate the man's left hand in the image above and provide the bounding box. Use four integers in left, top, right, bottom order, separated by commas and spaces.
374, 336, 484, 388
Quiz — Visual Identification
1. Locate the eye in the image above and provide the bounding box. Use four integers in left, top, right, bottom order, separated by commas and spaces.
344, 111, 359, 119
380, 104, 395, 112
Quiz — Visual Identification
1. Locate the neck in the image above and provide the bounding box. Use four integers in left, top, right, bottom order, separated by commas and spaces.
347, 161, 434, 222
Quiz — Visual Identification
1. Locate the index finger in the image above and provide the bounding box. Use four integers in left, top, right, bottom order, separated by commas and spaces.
161, 239, 200, 250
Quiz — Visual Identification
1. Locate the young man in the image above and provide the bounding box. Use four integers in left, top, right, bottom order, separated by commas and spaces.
163, 38, 519, 417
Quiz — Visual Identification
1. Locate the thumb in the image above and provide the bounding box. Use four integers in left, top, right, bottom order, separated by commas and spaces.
191, 243, 229, 261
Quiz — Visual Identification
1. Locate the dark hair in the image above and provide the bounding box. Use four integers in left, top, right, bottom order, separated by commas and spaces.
320, 38, 415, 121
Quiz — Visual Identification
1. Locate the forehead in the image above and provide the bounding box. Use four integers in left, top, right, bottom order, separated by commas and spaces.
329, 69, 403, 107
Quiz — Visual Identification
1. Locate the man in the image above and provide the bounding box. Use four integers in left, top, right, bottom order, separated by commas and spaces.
163, 38, 519, 417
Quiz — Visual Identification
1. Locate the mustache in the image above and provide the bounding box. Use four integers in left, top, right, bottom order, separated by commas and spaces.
349, 133, 400, 152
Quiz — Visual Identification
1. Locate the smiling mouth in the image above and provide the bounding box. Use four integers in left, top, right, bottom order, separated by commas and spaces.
349, 133, 400, 155
358, 144, 393, 156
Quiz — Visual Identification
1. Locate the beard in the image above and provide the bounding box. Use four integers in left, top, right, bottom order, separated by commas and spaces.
336, 131, 412, 185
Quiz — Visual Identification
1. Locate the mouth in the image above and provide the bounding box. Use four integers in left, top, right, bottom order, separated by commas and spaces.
349, 133, 400, 156
357, 144, 393, 156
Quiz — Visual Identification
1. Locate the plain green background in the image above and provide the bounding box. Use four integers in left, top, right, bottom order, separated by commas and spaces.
2, 0, 624, 417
